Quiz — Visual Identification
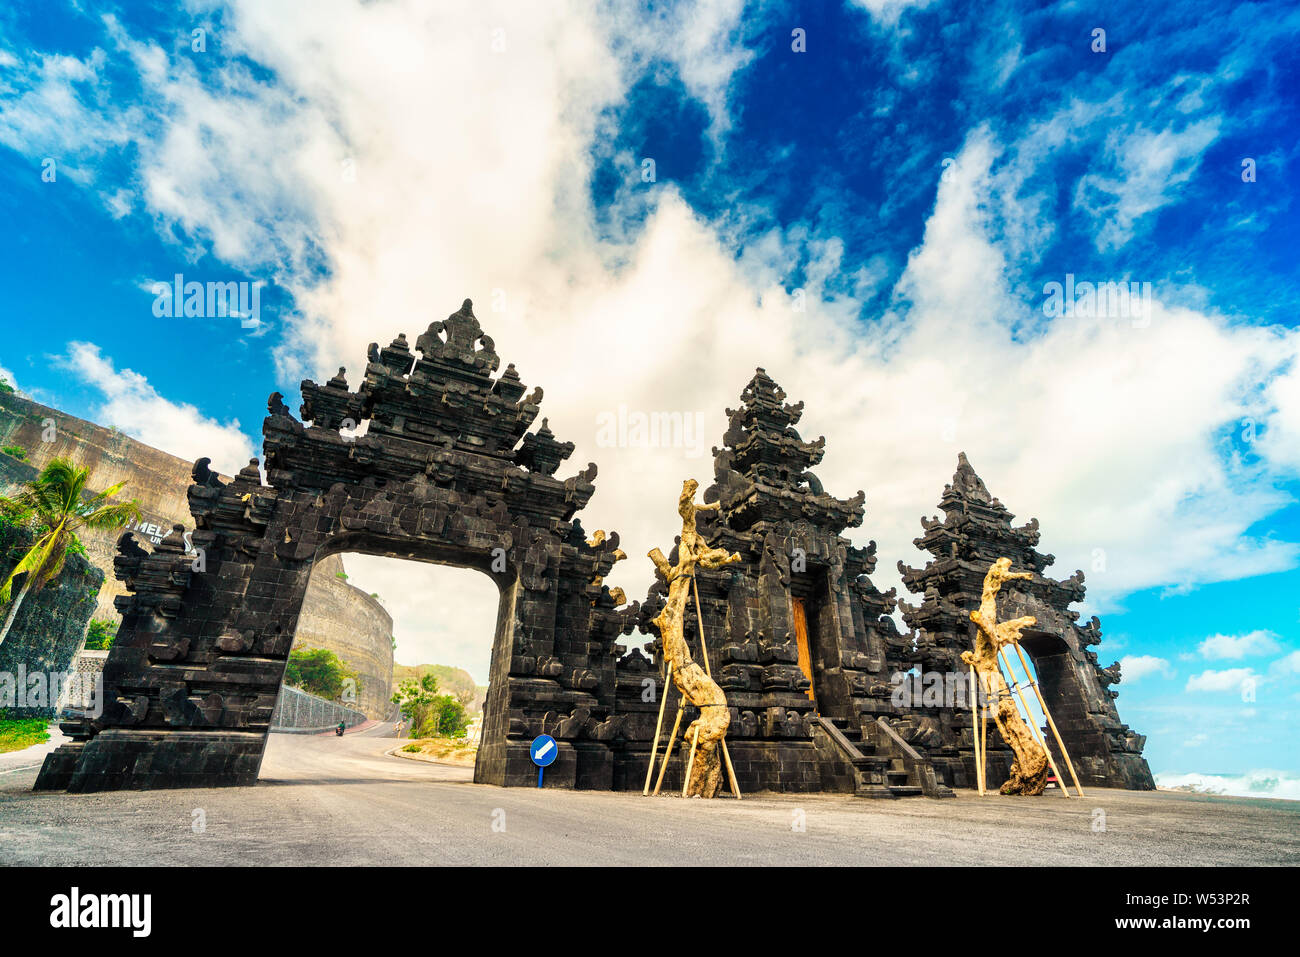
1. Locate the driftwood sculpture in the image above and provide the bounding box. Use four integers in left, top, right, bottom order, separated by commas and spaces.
648, 479, 741, 798
963, 558, 1049, 796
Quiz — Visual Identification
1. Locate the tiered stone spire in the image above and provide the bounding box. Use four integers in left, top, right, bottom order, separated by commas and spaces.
705, 368, 864, 532
629, 368, 952, 797
896, 452, 1154, 791
266, 299, 588, 520
897, 451, 1078, 650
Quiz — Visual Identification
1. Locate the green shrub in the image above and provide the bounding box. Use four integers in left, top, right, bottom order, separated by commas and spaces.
83, 618, 117, 650
284, 647, 360, 702
1, 445, 28, 461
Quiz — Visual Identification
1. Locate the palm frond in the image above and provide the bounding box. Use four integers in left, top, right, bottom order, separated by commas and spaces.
85, 479, 130, 505
0, 525, 61, 602
37, 532, 70, 590
2, 458, 135, 603
11, 482, 58, 520
63, 465, 90, 512
26, 460, 87, 521
78, 500, 141, 531
33, 458, 81, 492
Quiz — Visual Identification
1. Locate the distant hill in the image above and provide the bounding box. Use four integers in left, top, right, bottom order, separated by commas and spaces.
392, 663, 487, 713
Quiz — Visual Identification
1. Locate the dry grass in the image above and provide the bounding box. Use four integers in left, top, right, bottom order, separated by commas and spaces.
398, 736, 478, 766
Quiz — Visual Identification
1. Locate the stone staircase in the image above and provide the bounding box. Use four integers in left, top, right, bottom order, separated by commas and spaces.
812, 716, 954, 799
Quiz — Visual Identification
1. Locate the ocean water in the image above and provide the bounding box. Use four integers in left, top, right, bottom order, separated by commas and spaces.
1155, 770, 1300, 801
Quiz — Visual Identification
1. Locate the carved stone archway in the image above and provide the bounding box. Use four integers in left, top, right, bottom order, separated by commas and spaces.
35, 300, 639, 793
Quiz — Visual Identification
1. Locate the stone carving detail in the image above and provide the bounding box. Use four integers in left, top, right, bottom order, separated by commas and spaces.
898, 452, 1155, 791
35, 299, 637, 793
629, 368, 925, 796
33, 325, 1156, 798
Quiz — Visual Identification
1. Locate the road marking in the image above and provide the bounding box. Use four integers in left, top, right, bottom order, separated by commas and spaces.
0, 764, 40, 775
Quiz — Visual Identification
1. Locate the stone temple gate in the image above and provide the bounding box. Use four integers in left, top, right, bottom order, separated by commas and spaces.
36, 300, 640, 792
34, 300, 1153, 795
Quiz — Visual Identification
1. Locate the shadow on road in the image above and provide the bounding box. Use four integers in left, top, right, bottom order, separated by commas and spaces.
256, 775, 475, 788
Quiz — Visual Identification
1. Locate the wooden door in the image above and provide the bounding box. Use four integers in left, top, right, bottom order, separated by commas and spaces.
791, 598, 815, 702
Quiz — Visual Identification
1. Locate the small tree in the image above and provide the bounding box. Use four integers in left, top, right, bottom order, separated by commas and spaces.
283, 647, 359, 702
0, 459, 140, 648
391, 672, 469, 738
432, 693, 470, 738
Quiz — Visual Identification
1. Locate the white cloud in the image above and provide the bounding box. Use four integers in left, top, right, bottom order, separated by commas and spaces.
0, 364, 18, 393
1268, 650, 1300, 677
339, 555, 499, 684
1197, 630, 1283, 660
1074, 119, 1222, 251
606, 0, 754, 146
1258, 340, 1300, 471
0, 47, 135, 187
846, 0, 936, 27
1185, 668, 1259, 693
1119, 655, 1173, 682
8, 3, 1300, 680
53, 342, 256, 473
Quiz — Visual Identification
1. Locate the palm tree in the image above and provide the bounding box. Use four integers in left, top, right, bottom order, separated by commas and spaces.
0, 459, 141, 648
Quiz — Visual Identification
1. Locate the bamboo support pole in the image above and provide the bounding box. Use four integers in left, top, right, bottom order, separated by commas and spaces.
643, 660, 674, 795
652, 708, 683, 796
719, 732, 741, 800
979, 673, 988, 793
1012, 641, 1085, 798
682, 724, 701, 798
998, 648, 1068, 798
969, 667, 984, 795
692, 576, 741, 800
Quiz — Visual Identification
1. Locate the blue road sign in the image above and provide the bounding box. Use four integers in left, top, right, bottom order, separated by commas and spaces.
530, 734, 557, 787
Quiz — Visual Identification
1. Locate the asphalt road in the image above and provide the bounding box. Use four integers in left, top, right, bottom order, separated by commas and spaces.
1, 727, 1296, 866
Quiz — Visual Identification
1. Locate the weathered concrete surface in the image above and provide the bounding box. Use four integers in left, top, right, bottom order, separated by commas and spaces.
0, 729, 1294, 866
297, 554, 394, 719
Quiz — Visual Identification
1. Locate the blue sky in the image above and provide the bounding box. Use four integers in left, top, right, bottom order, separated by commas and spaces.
1, 0, 1297, 791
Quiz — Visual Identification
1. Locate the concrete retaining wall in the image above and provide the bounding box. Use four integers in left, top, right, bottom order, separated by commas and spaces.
296, 554, 394, 719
